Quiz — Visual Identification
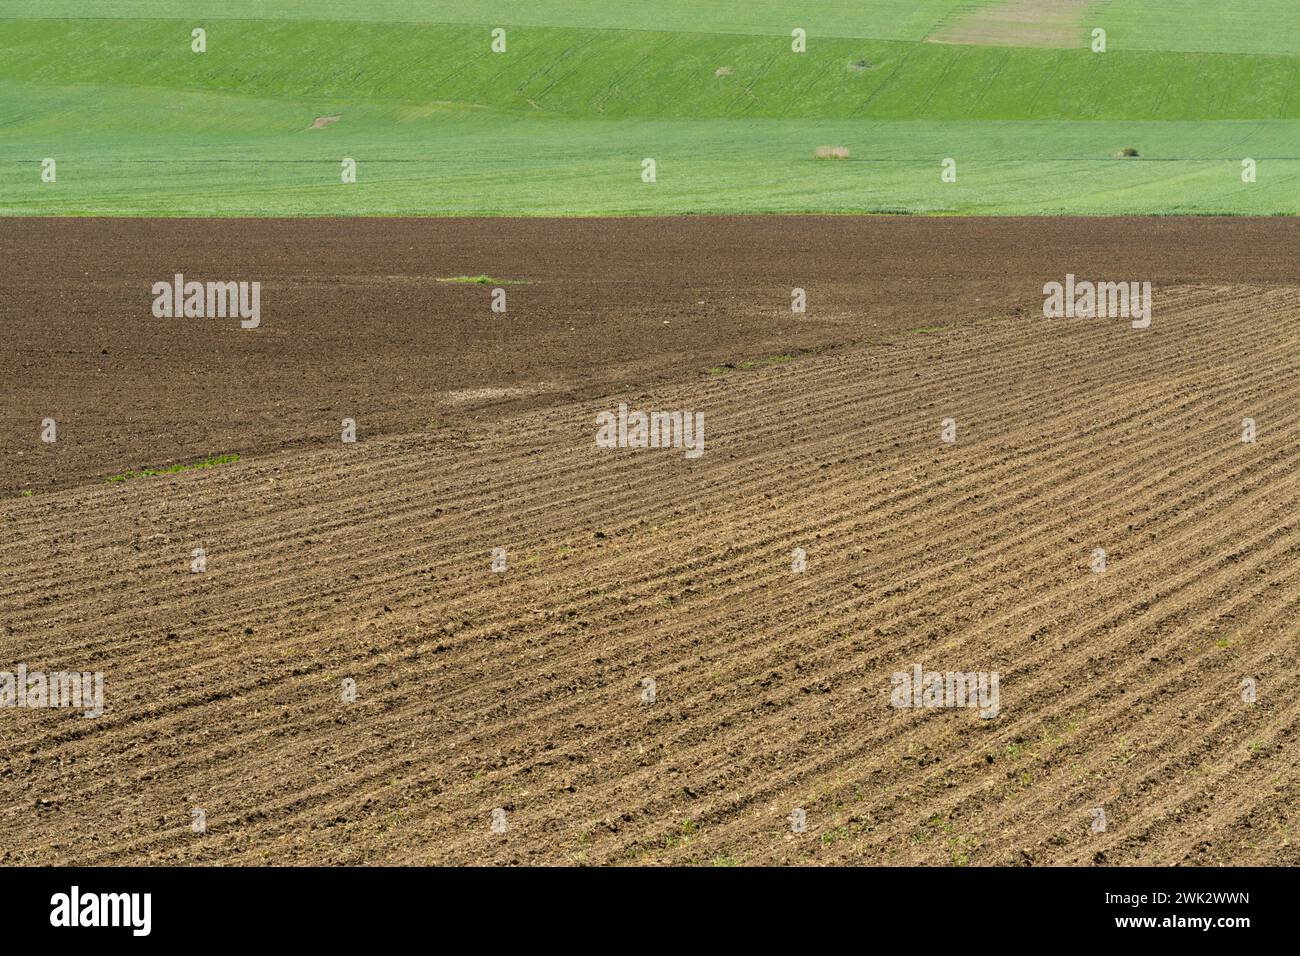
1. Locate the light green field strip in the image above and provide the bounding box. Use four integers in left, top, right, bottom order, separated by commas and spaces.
0, 1, 980, 41
9, 1, 1300, 55
1092, 0, 1300, 56
4, 80, 1296, 216
927, 1, 1300, 56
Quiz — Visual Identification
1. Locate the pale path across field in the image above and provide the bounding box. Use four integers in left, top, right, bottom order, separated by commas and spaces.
927, 1, 1097, 48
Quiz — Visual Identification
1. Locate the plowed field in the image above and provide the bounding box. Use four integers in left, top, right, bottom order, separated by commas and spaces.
2, 217, 1298, 865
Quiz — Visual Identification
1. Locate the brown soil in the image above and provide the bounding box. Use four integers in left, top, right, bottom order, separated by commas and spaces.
5, 216, 1300, 497
2, 216, 1299, 865
928, 0, 1096, 48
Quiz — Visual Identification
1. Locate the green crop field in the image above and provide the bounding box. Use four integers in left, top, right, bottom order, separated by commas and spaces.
2, 1, 1298, 216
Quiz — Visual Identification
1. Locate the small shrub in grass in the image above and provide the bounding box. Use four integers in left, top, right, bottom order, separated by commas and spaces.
815, 146, 850, 160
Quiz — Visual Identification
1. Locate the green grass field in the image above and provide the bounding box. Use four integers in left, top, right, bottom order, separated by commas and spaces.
3, 1, 1299, 216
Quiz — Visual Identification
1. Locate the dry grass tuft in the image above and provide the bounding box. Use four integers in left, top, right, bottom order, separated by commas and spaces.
815, 146, 851, 160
